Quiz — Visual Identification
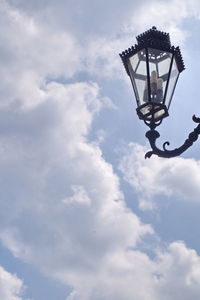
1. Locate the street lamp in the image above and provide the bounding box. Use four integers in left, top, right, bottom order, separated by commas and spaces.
120, 26, 200, 158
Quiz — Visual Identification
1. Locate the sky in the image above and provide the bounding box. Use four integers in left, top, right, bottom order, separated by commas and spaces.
2, 0, 200, 299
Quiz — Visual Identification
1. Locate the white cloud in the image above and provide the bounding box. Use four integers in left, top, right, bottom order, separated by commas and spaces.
126, 0, 200, 45
49, 241, 200, 299
6, 0, 140, 37
119, 143, 200, 209
0, 1, 80, 108
62, 185, 91, 206
0, 265, 26, 300
155, 241, 200, 300
0, 73, 152, 298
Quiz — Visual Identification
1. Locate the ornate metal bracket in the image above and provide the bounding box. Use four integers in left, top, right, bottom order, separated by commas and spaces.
145, 115, 200, 158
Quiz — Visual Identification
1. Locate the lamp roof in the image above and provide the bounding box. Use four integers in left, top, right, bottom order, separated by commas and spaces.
136, 26, 171, 48
119, 26, 185, 75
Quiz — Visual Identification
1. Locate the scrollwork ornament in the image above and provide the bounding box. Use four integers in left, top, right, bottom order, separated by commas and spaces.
145, 115, 200, 158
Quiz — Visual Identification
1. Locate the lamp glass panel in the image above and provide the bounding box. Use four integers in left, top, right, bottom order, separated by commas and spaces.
164, 57, 179, 108
128, 49, 147, 107
129, 53, 139, 71
148, 48, 172, 104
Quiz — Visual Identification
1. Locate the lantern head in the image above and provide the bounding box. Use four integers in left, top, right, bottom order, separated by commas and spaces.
120, 27, 185, 128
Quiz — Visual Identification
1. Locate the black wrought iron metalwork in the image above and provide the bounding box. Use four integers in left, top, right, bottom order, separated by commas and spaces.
119, 26, 200, 159
145, 115, 200, 158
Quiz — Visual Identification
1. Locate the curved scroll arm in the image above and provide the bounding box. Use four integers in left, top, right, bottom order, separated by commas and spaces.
145, 115, 200, 159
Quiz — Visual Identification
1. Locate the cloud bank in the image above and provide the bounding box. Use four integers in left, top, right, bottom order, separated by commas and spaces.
0, 265, 26, 300
119, 143, 200, 210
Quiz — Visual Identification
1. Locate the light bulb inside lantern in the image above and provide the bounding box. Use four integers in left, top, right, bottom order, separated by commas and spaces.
156, 78, 163, 102
150, 70, 158, 99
